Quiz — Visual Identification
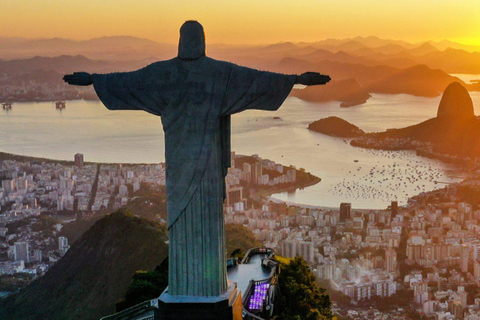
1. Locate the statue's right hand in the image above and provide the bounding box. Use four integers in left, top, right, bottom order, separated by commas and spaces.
297, 72, 331, 86
63, 72, 93, 86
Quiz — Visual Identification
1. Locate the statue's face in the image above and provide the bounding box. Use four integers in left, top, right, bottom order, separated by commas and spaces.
178, 21, 206, 60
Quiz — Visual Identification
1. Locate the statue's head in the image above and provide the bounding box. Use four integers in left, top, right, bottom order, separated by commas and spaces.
178, 21, 206, 60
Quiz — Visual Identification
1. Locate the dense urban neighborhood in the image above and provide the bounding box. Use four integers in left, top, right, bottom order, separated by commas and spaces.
2, 150, 480, 318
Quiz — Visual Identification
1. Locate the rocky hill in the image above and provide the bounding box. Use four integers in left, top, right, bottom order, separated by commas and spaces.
308, 116, 366, 137
351, 82, 480, 160
367, 65, 465, 97
0, 197, 261, 320
291, 78, 371, 107
0, 210, 169, 320
436, 81, 474, 120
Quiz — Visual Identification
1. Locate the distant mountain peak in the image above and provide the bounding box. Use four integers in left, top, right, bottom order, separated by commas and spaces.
406, 64, 431, 71
278, 56, 307, 64
417, 42, 436, 49
409, 42, 438, 55
437, 82, 474, 120
263, 42, 297, 50
87, 35, 160, 44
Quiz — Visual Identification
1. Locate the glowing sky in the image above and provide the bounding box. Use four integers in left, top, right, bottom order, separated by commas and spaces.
1, 0, 479, 45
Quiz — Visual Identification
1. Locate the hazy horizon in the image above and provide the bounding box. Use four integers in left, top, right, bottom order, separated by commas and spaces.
2, 1, 480, 46
0, 34, 479, 51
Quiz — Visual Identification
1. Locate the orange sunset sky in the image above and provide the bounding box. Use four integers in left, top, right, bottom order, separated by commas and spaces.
1, 0, 479, 45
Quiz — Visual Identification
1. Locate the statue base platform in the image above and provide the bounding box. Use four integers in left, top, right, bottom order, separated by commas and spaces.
158, 282, 243, 320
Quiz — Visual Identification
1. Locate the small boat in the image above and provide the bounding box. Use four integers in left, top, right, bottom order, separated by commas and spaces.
2, 102, 12, 110
55, 101, 66, 110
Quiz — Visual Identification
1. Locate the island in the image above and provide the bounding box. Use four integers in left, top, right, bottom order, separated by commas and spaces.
308, 116, 366, 138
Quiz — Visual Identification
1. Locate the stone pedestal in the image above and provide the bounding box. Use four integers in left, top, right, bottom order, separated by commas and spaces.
158, 282, 243, 320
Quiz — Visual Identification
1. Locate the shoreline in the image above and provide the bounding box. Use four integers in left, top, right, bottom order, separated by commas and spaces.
350, 139, 476, 167
4, 85, 480, 105
252, 176, 321, 198
0, 151, 164, 166
268, 190, 395, 211
1, 148, 463, 212
0, 149, 326, 205
268, 197, 400, 212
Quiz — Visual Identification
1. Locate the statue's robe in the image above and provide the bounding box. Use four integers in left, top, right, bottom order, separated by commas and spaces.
92, 57, 296, 296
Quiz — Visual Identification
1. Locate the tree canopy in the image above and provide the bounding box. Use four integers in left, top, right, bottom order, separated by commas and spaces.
273, 257, 332, 320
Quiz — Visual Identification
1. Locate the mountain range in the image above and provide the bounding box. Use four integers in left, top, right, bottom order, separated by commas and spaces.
0, 36, 175, 61
1, 35, 479, 106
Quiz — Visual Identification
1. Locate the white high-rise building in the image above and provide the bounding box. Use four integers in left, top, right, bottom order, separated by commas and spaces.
58, 236, 68, 251
2, 180, 14, 193
252, 162, 262, 185
299, 241, 315, 263
14, 242, 29, 262
287, 169, 296, 182
385, 248, 397, 273
74, 153, 84, 168
242, 163, 251, 184
474, 260, 480, 278
461, 245, 470, 273
119, 184, 128, 197
33, 249, 43, 262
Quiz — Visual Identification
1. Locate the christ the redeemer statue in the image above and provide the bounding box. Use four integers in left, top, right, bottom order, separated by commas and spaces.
64, 21, 330, 299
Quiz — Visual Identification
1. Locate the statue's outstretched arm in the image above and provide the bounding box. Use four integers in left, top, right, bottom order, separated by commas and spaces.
63, 72, 93, 86
296, 72, 331, 86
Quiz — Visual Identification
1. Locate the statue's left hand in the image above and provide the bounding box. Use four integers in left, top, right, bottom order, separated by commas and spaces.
63, 72, 93, 86
296, 72, 331, 86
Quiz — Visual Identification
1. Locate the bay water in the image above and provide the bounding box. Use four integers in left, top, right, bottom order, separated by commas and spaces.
2, 83, 480, 209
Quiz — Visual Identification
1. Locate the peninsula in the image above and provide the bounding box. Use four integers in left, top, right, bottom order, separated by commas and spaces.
351, 82, 480, 162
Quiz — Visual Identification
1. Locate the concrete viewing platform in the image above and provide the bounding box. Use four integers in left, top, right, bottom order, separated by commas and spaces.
227, 253, 270, 296
100, 247, 279, 320
227, 248, 279, 319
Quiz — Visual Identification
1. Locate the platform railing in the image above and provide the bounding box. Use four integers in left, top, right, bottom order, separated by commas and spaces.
241, 247, 275, 264
240, 248, 280, 320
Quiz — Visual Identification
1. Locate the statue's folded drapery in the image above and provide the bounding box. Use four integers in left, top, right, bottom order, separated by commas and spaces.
92, 56, 296, 296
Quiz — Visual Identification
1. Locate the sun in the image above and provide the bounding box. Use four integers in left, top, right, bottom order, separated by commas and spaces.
454, 37, 480, 48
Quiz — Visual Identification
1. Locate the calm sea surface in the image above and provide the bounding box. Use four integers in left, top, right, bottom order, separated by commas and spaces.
2, 77, 480, 209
